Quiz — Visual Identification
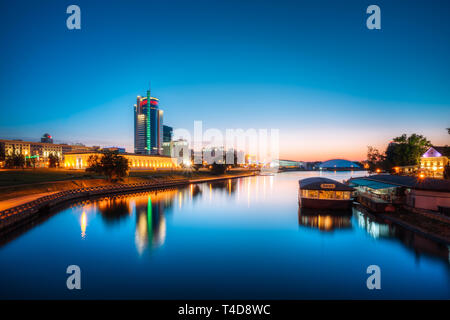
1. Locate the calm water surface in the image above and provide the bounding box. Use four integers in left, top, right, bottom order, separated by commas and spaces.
0, 171, 449, 299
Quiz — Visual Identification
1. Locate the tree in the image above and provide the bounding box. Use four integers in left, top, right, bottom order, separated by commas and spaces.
385, 134, 431, 167
86, 150, 129, 181
447, 128, 450, 135
210, 163, 227, 175
87, 154, 101, 172
5, 153, 25, 168
25, 156, 37, 168
367, 133, 431, 173
48, 153, 60, 168
366, 146, 385, 172
444, 163, 450, 180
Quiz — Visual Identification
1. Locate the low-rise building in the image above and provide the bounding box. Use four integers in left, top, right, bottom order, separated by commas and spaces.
419, 146, 450, 179
0, 139, 31, 157
60, 143, 98, 154
318, 159, 362, 171
63, 151, 178, 170
0, 139, 63, 167
349, 174, 450, 213
0, 139, 100, 168
276, 159, 306, 169
103, 147, 126, 153
394, 165, 418, 176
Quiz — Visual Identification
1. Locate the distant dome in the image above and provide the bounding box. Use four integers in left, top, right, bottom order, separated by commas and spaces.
319, 159, 360, 169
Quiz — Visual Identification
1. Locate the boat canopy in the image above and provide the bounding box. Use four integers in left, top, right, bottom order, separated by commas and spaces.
349, 178, 399, 190
298, 177, 354, 191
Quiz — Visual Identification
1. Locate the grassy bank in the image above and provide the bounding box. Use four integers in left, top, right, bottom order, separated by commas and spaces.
0, 168, 256, 202
0, 169, 95, 186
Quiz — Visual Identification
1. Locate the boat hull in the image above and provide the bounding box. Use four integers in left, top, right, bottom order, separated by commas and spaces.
299, 197, 353, 210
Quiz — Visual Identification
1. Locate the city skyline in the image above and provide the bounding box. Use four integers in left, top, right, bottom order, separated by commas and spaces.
1, 0, 449, 161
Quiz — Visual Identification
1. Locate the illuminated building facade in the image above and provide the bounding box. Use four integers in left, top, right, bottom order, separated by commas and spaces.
64, 151, 177, 170
163, 125, 173, 143
134, 88, 163, 155
420, 146, 450, 179
162, 125, 173, 156
0, 139, 63, 167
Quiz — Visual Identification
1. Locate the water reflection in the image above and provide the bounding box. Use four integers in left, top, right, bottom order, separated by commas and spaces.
354, 208, 391, 239
97, 197, 131, 225
66, 175, 450, 263
1, 172, 449, 299
133, 189, 178, 254
298, 208, 353, 232
298, 204, 449, 263
353, 208, 450, 263
80, 211, 87, 239
80, 176, 448, 263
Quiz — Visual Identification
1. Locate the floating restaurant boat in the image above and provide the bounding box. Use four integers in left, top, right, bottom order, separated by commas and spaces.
298, 177, 354, 209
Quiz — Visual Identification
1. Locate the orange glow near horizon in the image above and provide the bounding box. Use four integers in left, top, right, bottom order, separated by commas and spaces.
277, 129, 450, 162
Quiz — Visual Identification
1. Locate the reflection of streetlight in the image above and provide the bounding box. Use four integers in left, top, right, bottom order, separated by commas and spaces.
80, 211, 87, 239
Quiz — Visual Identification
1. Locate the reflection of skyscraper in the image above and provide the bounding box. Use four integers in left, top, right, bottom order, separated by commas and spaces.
134, 192, 175, 254
133, 187, 205, 254
134, 86, 163, 155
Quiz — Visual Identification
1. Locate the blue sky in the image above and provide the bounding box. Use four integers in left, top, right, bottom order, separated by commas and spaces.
0, 0, 449, 160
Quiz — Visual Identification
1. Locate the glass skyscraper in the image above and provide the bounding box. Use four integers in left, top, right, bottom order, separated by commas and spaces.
134, 88, 163, 155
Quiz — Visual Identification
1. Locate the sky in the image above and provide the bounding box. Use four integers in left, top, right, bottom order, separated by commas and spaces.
0, 0, 449, 161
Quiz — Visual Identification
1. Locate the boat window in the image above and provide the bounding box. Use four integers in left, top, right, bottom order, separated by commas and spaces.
308, 190, 318, 198
319, 190, 334, 199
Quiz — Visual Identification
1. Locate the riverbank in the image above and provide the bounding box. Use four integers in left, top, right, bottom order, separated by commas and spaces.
0, 169, 258, 233
0, 168, 255, 202
379, 211, 450, 244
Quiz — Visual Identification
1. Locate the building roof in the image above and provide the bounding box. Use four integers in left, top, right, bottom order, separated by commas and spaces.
299, 177, 354, 191
0, 139, 62, 147
349, 178, 400, 190
0, 139, 96, 150
349, 174, 450, 192
319, 159, 361, 169
422, 146, 450, 158
432, 146, 450, 157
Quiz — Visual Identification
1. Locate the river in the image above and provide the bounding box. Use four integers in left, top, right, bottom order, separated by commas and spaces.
0, 171, 448, 299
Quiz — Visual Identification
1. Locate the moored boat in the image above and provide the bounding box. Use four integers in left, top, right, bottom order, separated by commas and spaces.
298, 177, 354, 209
